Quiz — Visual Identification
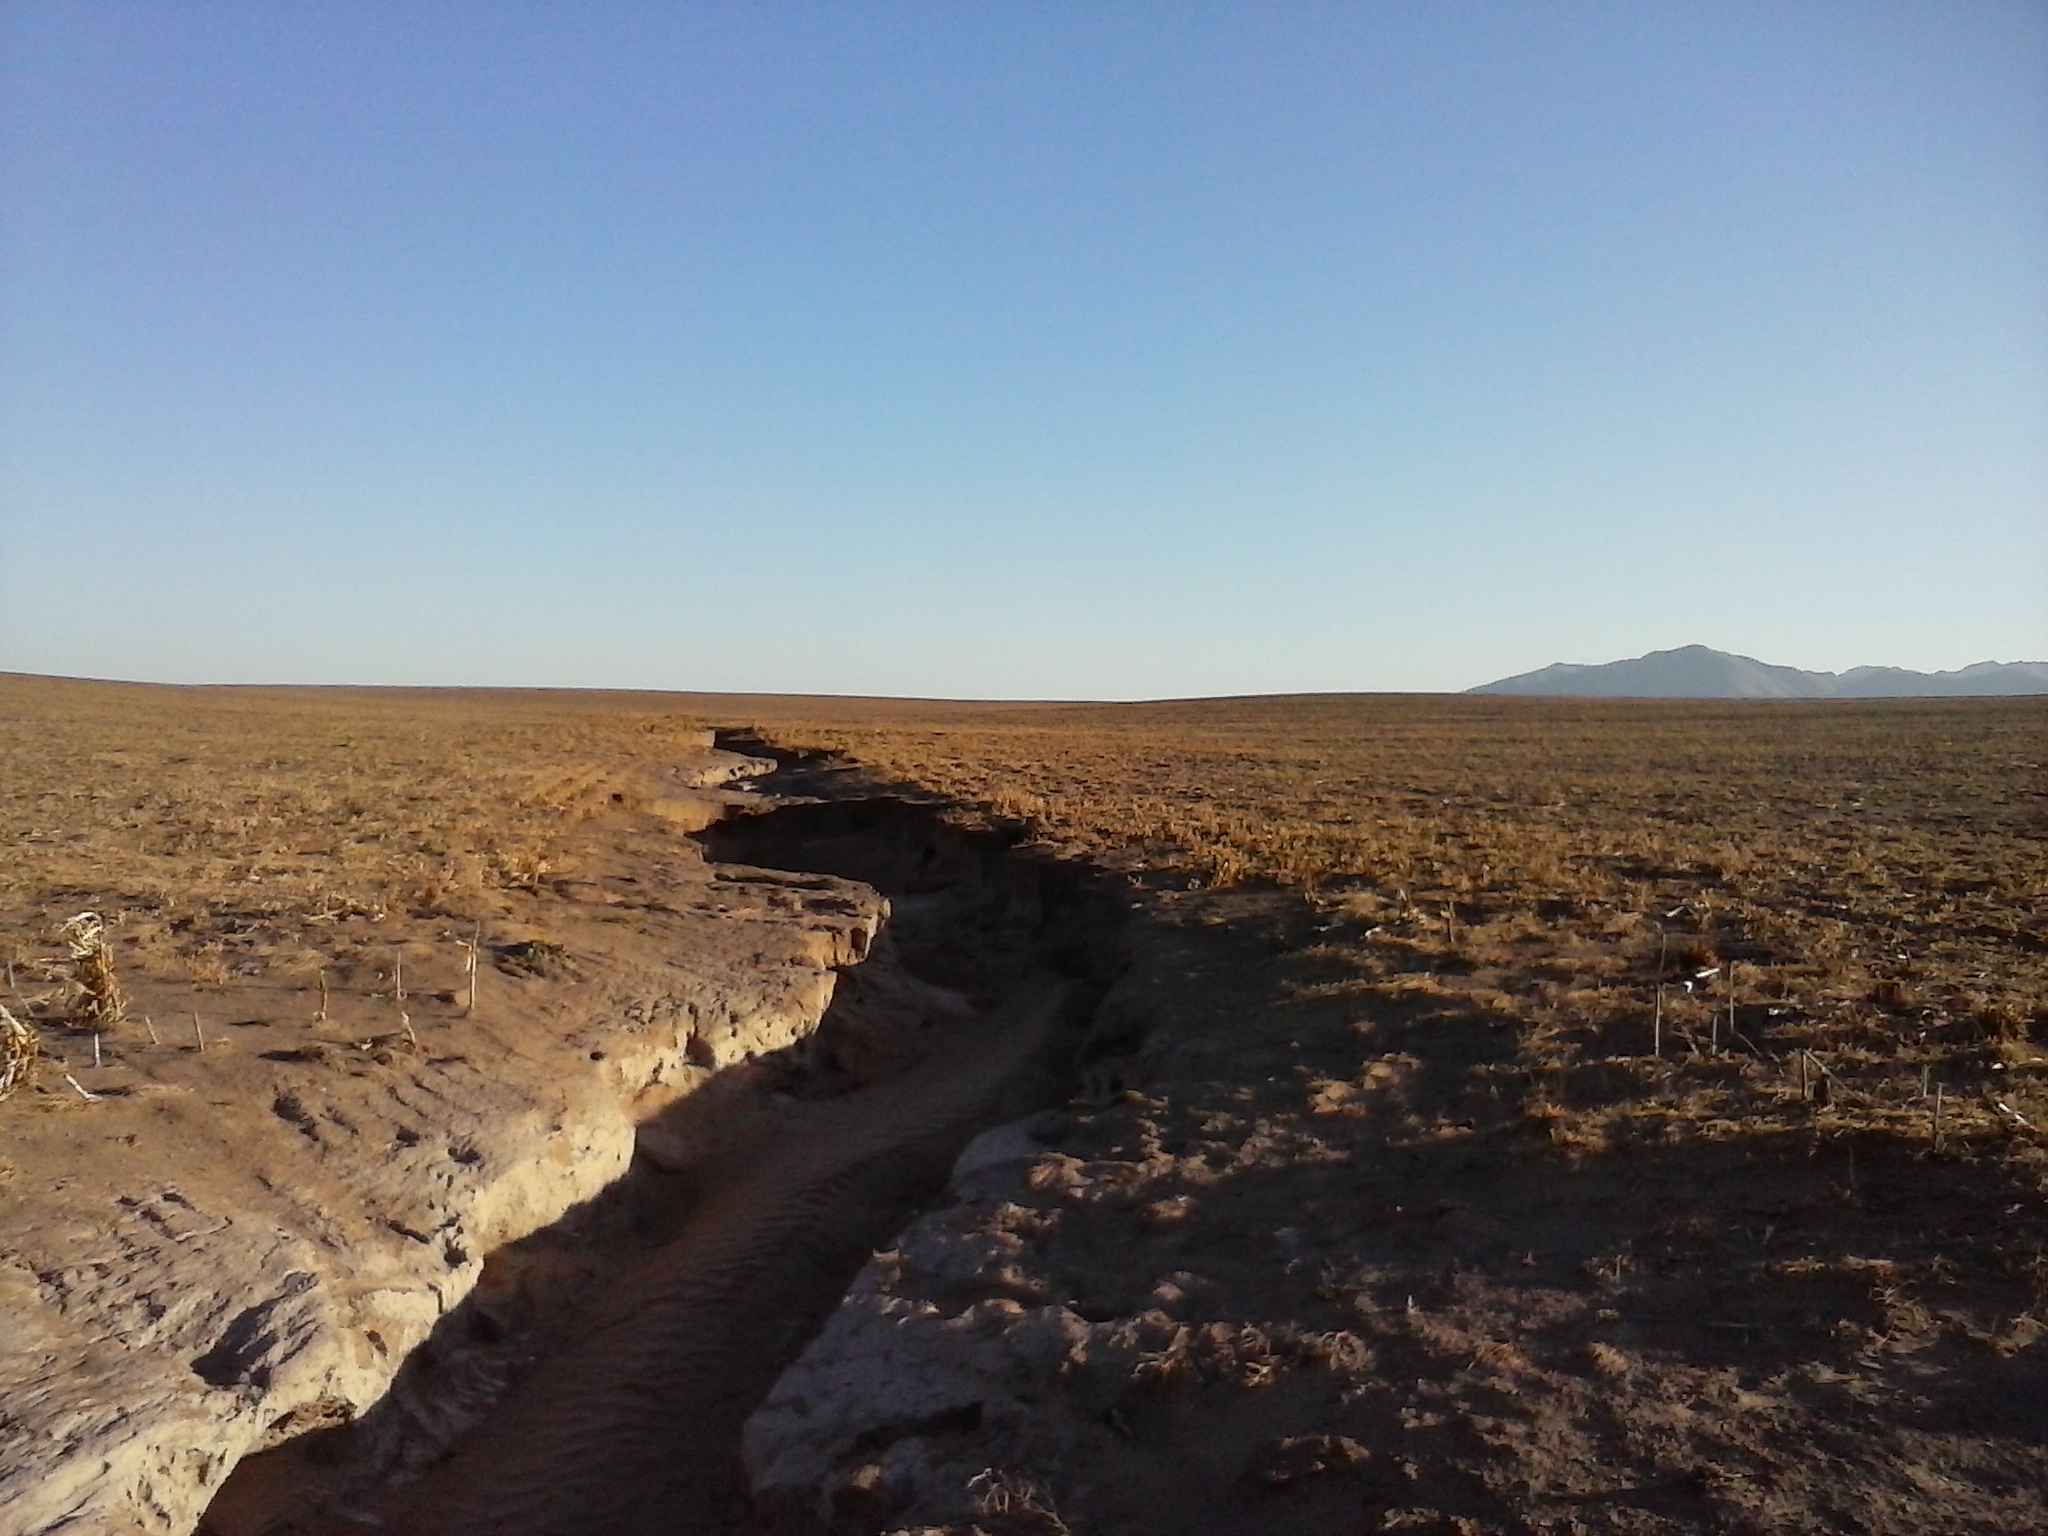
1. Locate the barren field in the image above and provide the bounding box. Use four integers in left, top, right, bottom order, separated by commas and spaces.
739, 694, 2048, 1533
3, 674, 2043, 1535
762, 693, 2048, 1159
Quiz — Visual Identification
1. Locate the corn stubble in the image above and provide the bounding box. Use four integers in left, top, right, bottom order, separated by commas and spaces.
752, 693, 2046, 1531
0, 1004, 36, 1102
0, 675, 717, 1012
759, 694, 2047, 1164
2, 674, 2042, 1528
3, 678, 2038, 1159
59, 911, 126, 1029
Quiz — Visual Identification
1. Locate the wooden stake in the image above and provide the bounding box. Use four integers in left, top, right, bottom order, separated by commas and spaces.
315, 970, 329, 1022
144, 1015, 159, 1045
92, 1033, 101, 1069
464, 921, 481, 1016
192, 1011, 205, 1053
1653, 985, 1664, 1057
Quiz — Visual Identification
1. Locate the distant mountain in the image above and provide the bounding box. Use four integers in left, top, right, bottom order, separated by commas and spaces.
1470, 645, 2048, 699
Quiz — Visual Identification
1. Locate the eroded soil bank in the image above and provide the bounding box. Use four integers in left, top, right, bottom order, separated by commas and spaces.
742, 880, 2048, 1536
5, 736, 853, 1534
193, 746, 1129, 1536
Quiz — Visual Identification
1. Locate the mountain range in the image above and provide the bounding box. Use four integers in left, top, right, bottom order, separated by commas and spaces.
1470, 645, 2048, 699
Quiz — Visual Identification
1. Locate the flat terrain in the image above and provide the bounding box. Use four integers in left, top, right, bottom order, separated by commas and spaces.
3, 675, 2043, 1533
761, 692, 2048, 1160
737, 692, 2048, 1534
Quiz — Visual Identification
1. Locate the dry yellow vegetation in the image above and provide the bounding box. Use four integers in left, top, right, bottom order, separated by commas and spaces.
5, 672, 2044, 1533
760, 693, 2048, 1158
737, 692, 2048, 1534
6, 676, 2041, 1160
1, 674, 722, 1005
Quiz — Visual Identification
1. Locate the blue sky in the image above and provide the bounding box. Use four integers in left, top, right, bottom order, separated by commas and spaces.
2, 2, 2043, 697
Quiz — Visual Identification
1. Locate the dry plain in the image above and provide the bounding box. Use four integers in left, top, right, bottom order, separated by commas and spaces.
2, 672, 2043, 1534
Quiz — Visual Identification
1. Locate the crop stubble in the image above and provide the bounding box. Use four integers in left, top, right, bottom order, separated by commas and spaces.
4, 675, 2043, 1531
766, 693, 2047, 1157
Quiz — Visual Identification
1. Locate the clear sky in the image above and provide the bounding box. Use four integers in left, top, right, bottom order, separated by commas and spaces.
2, 2, 2043, 697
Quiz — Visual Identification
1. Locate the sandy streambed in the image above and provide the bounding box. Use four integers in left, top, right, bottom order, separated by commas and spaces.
366, 982, 1078, 1536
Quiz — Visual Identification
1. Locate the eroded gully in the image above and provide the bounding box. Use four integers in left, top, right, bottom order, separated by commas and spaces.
198, 743, 1127, 1536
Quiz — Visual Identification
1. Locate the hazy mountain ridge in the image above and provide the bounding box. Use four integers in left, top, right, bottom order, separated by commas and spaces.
1471, 645, 2048, 699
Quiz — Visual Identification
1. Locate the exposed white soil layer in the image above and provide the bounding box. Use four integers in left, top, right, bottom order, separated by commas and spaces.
373, 982, 1080, 1536
159, 745, 1123, 1536
4, 745, 1001, 1536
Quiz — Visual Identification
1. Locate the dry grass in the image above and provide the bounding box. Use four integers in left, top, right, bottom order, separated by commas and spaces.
746, 694, 2047, 1164
741, 694, 2044, 1533
0, 674, 725, 1026
4, 673, 2041, 1531
6, 676, 2038, 1165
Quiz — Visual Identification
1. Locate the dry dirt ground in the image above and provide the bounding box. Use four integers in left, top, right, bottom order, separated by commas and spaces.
753, 878, 2046, 1536
2, 675, 2042, 1535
